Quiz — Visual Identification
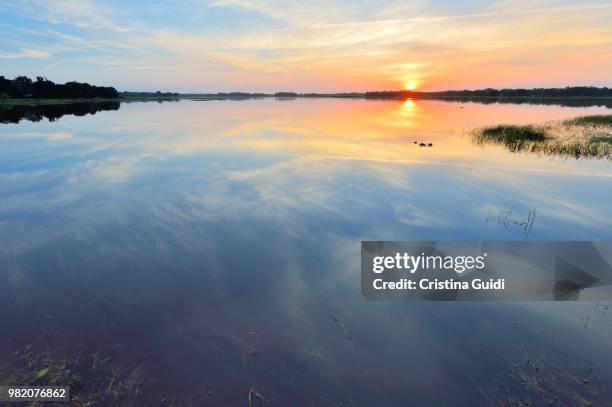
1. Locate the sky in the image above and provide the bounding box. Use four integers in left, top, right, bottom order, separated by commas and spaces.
1, 0, 611, 92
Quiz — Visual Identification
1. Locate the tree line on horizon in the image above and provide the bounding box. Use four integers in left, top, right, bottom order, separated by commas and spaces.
365, 86, 612, 99
2, 76, 611, 101
121, 91, 180, 98
0, 76, 119, 99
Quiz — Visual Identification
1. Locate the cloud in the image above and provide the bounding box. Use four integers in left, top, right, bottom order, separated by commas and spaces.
0, 48, 50, 59
13, 0, 129, 31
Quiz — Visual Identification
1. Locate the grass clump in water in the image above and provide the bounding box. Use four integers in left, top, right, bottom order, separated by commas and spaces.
471, 115, 612, 159
564, 114, 612, 126
479, 125, 549, 143
474, 125, 551, 153
588, 135, 612, 144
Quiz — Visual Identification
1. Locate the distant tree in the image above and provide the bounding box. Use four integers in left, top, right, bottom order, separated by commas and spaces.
274, 92, 298, 97
0, 76, 119, 99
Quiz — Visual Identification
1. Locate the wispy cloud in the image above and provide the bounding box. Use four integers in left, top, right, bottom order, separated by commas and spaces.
43, 60, 62, 72
0, 48, 50, 59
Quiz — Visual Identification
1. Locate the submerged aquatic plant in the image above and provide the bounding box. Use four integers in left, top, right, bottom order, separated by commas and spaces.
35, 367, 49, 379
471, 114, 612, 159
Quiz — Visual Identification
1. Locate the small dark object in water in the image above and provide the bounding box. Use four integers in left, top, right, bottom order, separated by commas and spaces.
248, 387, 266, 407
302, 348, 322, 359
330, 313, 353, 340
418, 142, 426, 147
248, 388, 255, 407
413, 141, 417, 144
427, 142, 433, 147
580, 316, 590, 328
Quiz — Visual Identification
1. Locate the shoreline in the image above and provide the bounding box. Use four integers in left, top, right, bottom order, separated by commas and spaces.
3, 95, 612, 107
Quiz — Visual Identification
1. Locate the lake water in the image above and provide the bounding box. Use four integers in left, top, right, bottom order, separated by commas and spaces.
1, 98, 612, 405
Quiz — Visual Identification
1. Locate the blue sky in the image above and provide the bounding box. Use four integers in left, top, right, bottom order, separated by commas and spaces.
1, 0, 611, 92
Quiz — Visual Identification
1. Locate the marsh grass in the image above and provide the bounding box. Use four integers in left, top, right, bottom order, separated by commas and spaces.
472, 114, 612, 159
480, 125, 549, 143
564, 115, 612, 126
589, 136, 612, 144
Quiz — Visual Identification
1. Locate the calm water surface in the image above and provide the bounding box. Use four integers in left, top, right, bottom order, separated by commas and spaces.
1, 99, 612, 405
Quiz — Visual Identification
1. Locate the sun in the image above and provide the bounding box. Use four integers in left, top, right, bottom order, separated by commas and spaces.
405, 82, 416, 91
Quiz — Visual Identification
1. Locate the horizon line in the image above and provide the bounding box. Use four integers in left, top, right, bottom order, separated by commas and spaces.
121, 85, 612, 95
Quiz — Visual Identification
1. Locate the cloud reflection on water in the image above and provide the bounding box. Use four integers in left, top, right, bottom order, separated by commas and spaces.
1, 99, 612, 404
